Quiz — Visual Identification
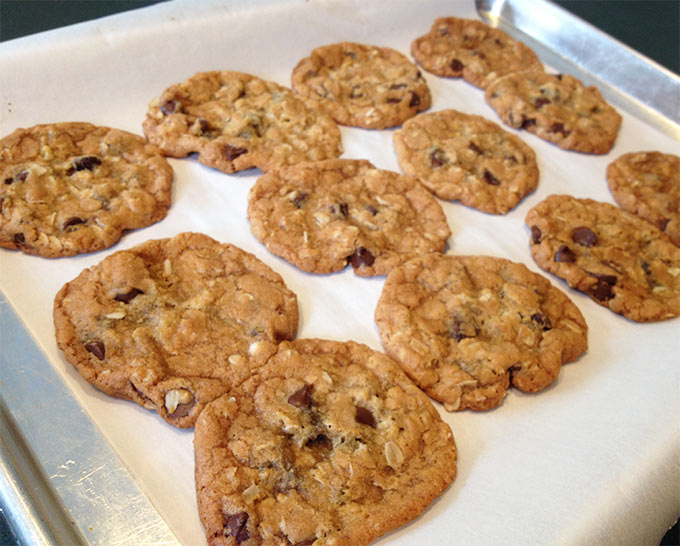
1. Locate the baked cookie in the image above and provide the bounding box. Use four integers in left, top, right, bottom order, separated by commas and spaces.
291, 42, 431, 129
375, 254, 587, 411
526, 194, 680, 322
247, 159, 451, 277
143, 71, 342, 174
485, 72, 622, 154
411, 16, 543, 89
194, 338, 457, 546
0, 122, 172, 258
607, 151, 680, 246
393, 109, 538, 214
53, 232, 299, 428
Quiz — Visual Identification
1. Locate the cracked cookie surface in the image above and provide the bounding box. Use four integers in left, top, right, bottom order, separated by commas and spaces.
194, 338, 457, 546
53, 232, 299, 427
607, 151, 680, 246
393, 109, 538, 214
526, 194, 680, 321
485, 71, 622, 154
411, 16, 543, 89
247, 159, 451, 277
291, 42, 431, 129
0, 122, 172, 257
375, 254, 587, 411
142, 71, 342, 174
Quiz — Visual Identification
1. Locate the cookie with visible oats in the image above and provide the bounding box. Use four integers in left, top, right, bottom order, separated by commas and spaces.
526, 194, 680, 322
393, 109, 538, 214
607, 151, 680, 246
194, 338, 457, 546
485, 71, 622, 154
142, 71, 342, 174
411, 16, 543, 89
0, 122, 172, 258
53, 232, 299, 428
247, 159, 451, 277
291, 42, 431, 129
375, 254, 587, 411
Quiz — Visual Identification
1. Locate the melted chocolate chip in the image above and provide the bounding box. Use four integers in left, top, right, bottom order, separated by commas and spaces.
571, 226, 597, 247
224, 144, 248, 161
348, 246, 375, 268
291, 192, 308, 209
72, 156, 102, 172
114, 287, 144, 303
225, 511, 249, 544
531, 313, 553, 330
63, 217, 86, 230
549, 122, 570, 137
483, 170, 500, 186
355, 405, 376, 428
531, 225, 542, 244
520, 117, 537, 130
336, 202, 349, 217
169, 398, 195, 419
85, 340, 106, 361
13, 233, 25, 245
450, 59, 464, 71
306, 434, 331, 448
555, 245, 576, 263
534, 97, 550, 109
408, 92, 421, 107
160, 100, 180, 115
468, 142, 483, 155
590, 280, 615, 302
288, 384, 312, 409
429, 148, 446, 167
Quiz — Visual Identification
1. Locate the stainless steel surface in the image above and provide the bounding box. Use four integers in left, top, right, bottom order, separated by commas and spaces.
476, 0, 680, 139
0, 292, 180, 546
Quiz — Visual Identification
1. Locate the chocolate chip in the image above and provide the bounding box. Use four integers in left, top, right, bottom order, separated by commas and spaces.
531, 313, 553, 330
197, 118, 214, 135
306, 434, 331, 448
520, 117, 537, 130
4, 177, 12, 184
483, 170, 500, 186
169, 398, 195, 419
355, 405, 376, 428
386, 97, 402, 104
468, 142, 483, 155
571, 226, 597, 247
555, 245, 576, 263
288, 384, 312, 409
63, 217, 86, 230
73, 156, 102, 172
224, 144, 248, 161
450, 59, 464, 71
408, 92, 421, 107
556, 74, 564, 81
591, 272, 617, 286
85, 340, 105, 360
13, 233, 25, 245
429, 148, 446, 167
366, 204, 378, 216
291, 192, 308, 209
225, 511, 249, 544
534, 97, 550, 109
114, 287, 144, 303
390, 83, 407, 90
331, 202, 349, 217
549, 122, 570, 137
160, 100, 180, 115
348, 247, 375, 268
641, 261, 651, 275
531, 225, 542, 244
590, 280, 614, 301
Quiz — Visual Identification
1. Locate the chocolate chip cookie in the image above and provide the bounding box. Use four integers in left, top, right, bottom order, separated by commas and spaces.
375, 254, 587, 411
526, 194, 680, 322
53, 232, 299, 428
0, 122, 172, 257
194, 338, 457, 546
291, 42, 431, 129
607, 151, 680, 246
411, 16, 543, 89
247, 159, 451, 277
142, 71, 342, 174
485, 72, 622, 154
393, 109, 538, 214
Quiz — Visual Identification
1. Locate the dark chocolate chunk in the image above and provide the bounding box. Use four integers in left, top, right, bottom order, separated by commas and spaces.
336, 202, 349, 217
429, 148, 446, 167
468, 142, 483, 155
288, 384, 312, 409
355, 405, 376, 428
306, 434, 331, 448
169, 397, 195, 419
224, 144, 248, 161
549, 122, 570, 137
571, 226, 597, 247
72, 156, 102, 172
450, 59, 464, 71
530, 225, 542, 244
408, 92, 421, 107
225, 511, 249, 544
555, 245, 576, 263
589, 280, 615, 302
13, 233, 25, 245
534, 97, 550, 109
348, 246, 375, 268
63, 217, 86, 229
520, 117, 537, 130
530, 312, 553, 330
85, 340, 105, 360
482, 169, 500, 186
114, 287, 144, 304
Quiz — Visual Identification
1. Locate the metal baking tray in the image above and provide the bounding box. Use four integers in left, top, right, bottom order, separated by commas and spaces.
1, 0, 678, 544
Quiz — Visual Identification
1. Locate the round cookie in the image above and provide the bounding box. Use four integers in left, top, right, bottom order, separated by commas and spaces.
526, 194, 680, 322
485, 71, 622, 154
194, 338, 457, 546
291, 42, 431, 129
53, 232, 299, 428
375, 254, 587, 411
142, 71, 342, 174
0, 122, 172, 258
393, 109, 538, 214
247, 159, 451, 277
607, 151, 680, 246
411, 16, 543, 89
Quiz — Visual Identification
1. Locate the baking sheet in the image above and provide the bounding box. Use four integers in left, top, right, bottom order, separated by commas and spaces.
0, 0, 679, 544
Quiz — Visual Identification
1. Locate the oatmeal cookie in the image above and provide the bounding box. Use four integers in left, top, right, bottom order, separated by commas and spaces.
53, 232, 299, 428
0, 122, 172, 257
194, 338, 457, 546
526, 194, 680, 321
142, 71, 342, 174
375, 254, 587, 411
291, 42, 431, 129
247, 159, 451, 277
393, 109, 538, 214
